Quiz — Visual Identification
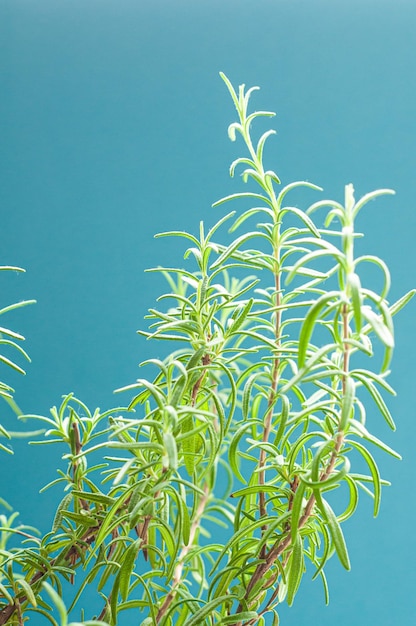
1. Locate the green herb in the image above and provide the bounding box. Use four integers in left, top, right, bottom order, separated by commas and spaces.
0, 73, 413, 626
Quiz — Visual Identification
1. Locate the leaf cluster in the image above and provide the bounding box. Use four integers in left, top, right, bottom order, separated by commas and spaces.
0, 74, 414, 626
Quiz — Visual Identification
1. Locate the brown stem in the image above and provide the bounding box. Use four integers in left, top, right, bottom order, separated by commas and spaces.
191, 354, 211, 405
0, 512, 120, 624
135, 515, 151, 561
244, 554, 289, 626
0, 605, 16, 625
259, 272, 281, 557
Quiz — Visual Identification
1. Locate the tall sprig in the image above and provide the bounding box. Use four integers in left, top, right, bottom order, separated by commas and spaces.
204, 75, 415, 624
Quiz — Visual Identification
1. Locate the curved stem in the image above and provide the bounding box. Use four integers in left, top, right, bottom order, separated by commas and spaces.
156, 485, 210, 623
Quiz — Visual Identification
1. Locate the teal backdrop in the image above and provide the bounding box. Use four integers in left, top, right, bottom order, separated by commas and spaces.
1, 1, 415, 624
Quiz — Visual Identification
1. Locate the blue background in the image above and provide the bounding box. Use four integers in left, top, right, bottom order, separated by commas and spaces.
1, 1, 415, 624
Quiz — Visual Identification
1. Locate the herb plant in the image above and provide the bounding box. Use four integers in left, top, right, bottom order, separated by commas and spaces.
1, 73, 414, 626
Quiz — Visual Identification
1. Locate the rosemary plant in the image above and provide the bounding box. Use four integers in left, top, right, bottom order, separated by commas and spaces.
1, 73, 414, 626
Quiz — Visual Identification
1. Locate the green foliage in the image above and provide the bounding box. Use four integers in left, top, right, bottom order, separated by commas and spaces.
0, 266, 35, 453
0, 73, 414, 626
